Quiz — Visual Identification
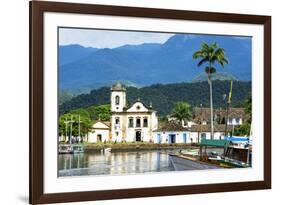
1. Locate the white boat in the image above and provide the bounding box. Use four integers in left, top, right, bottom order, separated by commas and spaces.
59, 144, 84, 154
72, 145, 84, 154
59, 144, 73, 154
101, 147, 112, 153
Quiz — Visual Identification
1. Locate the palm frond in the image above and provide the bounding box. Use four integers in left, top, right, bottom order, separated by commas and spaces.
197, 58, 208, 67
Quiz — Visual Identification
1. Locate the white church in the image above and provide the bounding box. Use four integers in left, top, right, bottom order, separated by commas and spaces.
110, 82, 158, 142
88, 82, 158, 143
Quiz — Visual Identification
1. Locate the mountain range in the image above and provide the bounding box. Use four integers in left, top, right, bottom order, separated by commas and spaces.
59, 34, 252, 92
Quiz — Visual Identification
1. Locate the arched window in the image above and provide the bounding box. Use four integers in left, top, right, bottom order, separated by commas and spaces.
128, 117, 134, 128
115, 117, 120, 125
143, 118, 148, 127
115, 96, 120, 105
136, 117, 141, 127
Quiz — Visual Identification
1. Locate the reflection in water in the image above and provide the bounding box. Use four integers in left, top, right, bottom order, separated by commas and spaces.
58, 150, 175, 177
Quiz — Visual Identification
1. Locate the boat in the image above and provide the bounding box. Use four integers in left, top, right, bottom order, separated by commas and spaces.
72, 144, 84, 154
101, 147, 112, 153
59, 144, 73, 154
208, 155, 248, 168
169, 137, 251, 171
169, 153, 221, 171
104, 148, 112, 152
59, 144, 84, 154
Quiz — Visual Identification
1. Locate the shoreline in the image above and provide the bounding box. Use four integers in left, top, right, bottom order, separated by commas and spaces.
59, 143, 199, 153
85, 143, 198, 152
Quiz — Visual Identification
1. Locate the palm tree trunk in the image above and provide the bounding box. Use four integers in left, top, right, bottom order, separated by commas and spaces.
208, 74, 214, 139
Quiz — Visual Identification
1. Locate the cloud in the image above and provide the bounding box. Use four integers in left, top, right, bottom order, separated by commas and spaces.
59, 28, 173, 48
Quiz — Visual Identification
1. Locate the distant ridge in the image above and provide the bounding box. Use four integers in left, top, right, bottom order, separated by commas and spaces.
192, 72, 238, 82
59, 34, 252, 91
59, 44, 98, 66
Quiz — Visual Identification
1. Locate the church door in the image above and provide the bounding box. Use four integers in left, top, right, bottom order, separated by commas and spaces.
97, 134, 102, 142
135, 131, 142, 142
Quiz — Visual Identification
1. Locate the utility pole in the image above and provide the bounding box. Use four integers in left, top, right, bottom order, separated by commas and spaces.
199, 103, 203, 143
78, 115, 80, 140
78, 115, 83, 143
64, 118, 70, 143
69, 115, 74, 144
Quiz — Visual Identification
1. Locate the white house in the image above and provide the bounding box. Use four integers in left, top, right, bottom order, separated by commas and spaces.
153, 121, 190, 144
88, 121, 111, 143
110, 82, 158, 142
189, 124, 231, 143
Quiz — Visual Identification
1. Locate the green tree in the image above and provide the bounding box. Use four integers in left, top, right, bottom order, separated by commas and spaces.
170, 102, 192, 124
193, 42, 228, 139
244, 93, 252, 122
234, 123, 251, 136
234, 93, 252, 136
59, 112, 92, 143
87, 104, 110, 121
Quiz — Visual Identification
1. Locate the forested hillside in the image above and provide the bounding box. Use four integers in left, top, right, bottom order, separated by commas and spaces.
59, 81, 251, 116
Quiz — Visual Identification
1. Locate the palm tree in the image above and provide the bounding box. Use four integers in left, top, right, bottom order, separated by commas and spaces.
193, 42, 228, 139
170, 102, 192, 125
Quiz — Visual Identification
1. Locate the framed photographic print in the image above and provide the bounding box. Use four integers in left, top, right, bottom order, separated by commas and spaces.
29, 0, 271, 204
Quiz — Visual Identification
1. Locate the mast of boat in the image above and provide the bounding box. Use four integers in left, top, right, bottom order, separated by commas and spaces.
224, 80, 233, 137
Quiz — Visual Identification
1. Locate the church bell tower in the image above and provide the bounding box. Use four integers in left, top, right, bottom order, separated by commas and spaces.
111, 82, 126, 112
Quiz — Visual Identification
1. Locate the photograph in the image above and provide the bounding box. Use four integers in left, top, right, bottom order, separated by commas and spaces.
58, 28, 253, 177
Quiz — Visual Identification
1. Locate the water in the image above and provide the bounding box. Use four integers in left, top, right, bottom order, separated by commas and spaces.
58, 150, 175, 177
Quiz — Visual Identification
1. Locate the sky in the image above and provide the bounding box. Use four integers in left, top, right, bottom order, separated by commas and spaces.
59, 28, 173, 48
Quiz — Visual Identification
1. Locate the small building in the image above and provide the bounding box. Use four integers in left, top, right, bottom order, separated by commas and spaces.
153, 121, 190, 144
189, 124, 232, 143
192, 107, 248, 125
88, 121, 111, 143
225, 108, 247, 125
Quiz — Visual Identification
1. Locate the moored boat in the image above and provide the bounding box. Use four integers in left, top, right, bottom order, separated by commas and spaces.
169, 138, 251, 171
208, 155, 248, 168
59, 144, 73, 154
101, 147, 112, 153
72, 144, 85, 154
59, 144, 84, 154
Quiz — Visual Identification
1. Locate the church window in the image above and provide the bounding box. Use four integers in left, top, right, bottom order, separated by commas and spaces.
128, 118, 134, 128
136, 118, 141, 127
143, 118, 148, 127
115, 96, 120, 105
115, 117, 120, 125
